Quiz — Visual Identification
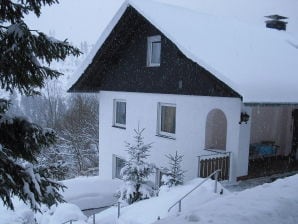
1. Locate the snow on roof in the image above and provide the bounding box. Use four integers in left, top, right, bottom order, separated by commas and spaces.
75, 0, 298, 104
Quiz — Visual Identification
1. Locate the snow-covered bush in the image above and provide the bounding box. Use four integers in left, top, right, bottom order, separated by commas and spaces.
37, 203, 87, 224
161, 151, 185, 188
118, 127, 155, 204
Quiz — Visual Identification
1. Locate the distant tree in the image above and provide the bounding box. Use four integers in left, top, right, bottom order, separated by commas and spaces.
20, 93, 99, 179
118, 127, 155, 204
20, 80, 67, 129
0, 0, 81, 211
59, 94, 99, 176
161, 151, 185, 187
6, 91, 23, 117
36, 137, 71, 180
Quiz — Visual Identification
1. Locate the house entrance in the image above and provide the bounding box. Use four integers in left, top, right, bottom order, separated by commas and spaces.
198, 109, 230, 180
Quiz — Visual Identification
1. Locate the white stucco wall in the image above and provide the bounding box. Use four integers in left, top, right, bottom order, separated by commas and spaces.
237, 106, 252, 177
98, 91, 244, 182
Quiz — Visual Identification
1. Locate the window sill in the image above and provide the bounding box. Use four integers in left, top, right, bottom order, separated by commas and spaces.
147, 64, 160, 67
156, 134, 176, 140
112, 125, 126, 130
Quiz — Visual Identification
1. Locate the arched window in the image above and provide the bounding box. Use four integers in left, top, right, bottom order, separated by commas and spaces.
205, 109, 227, 150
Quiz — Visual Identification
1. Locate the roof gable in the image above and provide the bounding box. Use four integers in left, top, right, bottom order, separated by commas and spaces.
69, 6, 240, 98
70, 0, 298, 104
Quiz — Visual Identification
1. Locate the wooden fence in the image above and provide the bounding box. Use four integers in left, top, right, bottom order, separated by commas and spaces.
198, 152, 230, 181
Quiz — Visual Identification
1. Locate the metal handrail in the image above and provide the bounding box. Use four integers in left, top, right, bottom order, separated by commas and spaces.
61, 203, 115, 224
61, 220, 78, 224
168, 169, 221, 213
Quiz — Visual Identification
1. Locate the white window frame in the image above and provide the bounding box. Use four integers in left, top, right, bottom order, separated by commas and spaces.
113, 99, 126, 128
112, 154, 126, 179
157, 103, 176, 138
147, 35, 161, 67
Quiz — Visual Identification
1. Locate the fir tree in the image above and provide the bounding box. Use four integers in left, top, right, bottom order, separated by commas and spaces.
118, 127, 155, 204
162, 151, 185, 187
0, 0, 80, 211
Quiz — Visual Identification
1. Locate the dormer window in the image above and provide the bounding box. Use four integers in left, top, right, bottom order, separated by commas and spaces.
147, 35, 161, 67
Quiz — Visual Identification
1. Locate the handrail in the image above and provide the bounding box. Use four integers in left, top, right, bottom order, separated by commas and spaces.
61, 220, 78, 224
168, 169, 220, 213
61, 203, 115, 224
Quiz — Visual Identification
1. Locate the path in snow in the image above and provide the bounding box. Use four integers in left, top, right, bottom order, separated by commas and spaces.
223, 171, 298, 192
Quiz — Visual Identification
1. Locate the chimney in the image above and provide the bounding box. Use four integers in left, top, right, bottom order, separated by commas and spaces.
265, 14, 288, 31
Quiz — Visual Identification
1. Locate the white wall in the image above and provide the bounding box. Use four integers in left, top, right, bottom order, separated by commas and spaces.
237, 106, 252, 177
98, 91, 243, 182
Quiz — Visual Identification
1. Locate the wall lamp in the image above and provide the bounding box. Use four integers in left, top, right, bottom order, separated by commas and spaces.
239, 112, 250, 124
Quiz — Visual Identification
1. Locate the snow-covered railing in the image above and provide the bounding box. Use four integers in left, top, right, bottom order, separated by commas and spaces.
168, 169, 221, 213
62, 213, 96, 224
61, 220, 78, 224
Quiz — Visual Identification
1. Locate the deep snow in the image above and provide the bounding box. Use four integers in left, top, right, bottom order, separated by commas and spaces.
0, 176, 122, 224
62, 176, 122, 210
154, 174, 298, 224
1, 174, 298, 224
91, 174, 298, 224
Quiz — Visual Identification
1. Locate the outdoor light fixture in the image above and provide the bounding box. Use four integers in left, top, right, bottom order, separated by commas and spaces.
239, 112, 250, 124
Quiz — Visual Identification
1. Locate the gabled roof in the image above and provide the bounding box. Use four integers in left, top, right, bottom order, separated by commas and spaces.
71, 0, 298, 104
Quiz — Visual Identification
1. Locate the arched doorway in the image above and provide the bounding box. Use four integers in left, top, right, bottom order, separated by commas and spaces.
205, 109, 227, 150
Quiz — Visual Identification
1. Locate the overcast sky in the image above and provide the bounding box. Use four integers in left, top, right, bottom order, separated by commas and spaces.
25, 0, 124, 45
25, 0, 298, 48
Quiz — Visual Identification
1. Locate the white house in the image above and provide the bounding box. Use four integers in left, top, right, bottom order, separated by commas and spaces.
69, 0, 298, 182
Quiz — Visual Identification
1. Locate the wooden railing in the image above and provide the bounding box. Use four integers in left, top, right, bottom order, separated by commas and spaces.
198, 150, 231, 181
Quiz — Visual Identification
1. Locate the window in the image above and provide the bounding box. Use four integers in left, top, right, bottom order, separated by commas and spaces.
113, 99, 126, 128
147, 35, 161, 67
113, 155, 126, 179
158, 103, 176, 138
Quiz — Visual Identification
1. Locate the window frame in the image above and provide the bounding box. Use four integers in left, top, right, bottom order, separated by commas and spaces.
147, 35, 161, 67
113, 99, 126, 129
112, 155, 126, 179
157, 103, 176, 139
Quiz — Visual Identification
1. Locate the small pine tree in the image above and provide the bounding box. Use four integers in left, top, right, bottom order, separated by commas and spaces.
162, 151, 185, 187
118, 127, 155, 204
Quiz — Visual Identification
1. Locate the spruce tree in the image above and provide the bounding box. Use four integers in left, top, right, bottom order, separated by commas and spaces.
0, 0, 81, 211
118, 127, 155, 204
162, 151, 185, 187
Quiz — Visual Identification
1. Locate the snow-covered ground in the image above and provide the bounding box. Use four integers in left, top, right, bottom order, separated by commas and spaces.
0, 176, 122, 224
92, 174, 298, 224
62, 176, 121, 211
155, 174, 298, 224
1, 174, 298, 224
